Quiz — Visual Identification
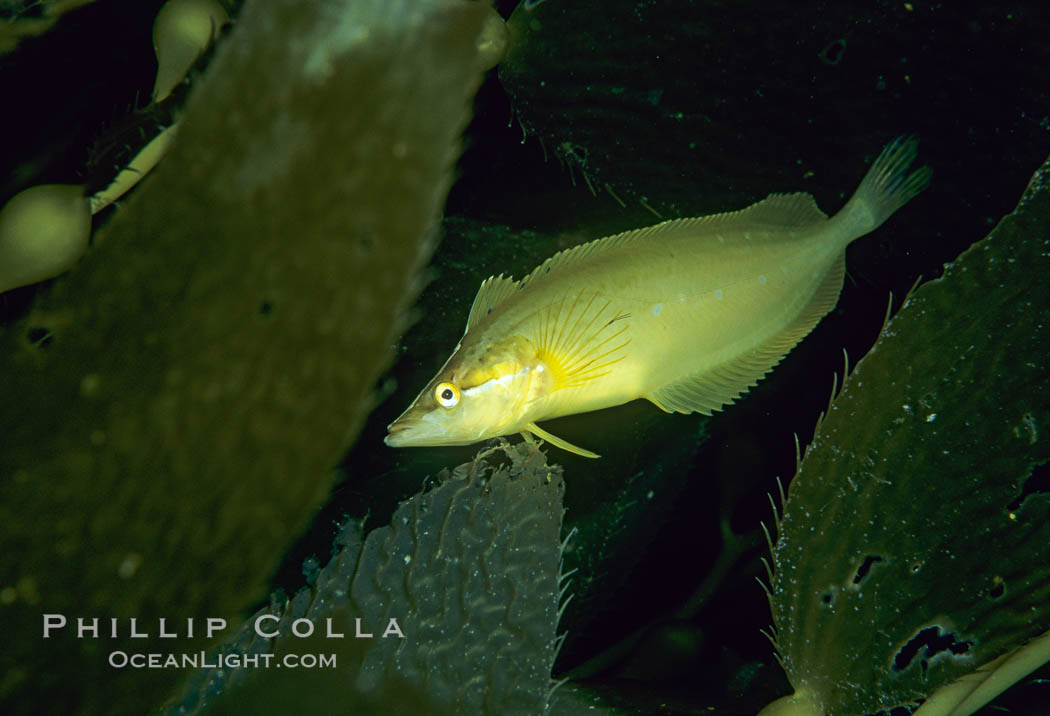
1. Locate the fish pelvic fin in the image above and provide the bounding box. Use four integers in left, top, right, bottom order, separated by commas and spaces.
524, 422, 600, 459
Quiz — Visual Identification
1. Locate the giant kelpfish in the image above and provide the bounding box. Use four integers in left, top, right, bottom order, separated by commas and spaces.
387, 137, 931, 457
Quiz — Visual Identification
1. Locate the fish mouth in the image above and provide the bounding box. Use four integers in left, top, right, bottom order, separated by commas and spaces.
385, 415, 485, 448
384, 421, 416, 447
385, 415, 444, 447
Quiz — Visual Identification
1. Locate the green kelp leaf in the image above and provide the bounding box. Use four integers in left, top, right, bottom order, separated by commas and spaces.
169, 442, 566, 716
767, 155, 1050, 716
0, 1, 489, 713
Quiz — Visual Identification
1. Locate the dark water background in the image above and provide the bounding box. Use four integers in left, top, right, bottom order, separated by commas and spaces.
2, 1, 1048, 713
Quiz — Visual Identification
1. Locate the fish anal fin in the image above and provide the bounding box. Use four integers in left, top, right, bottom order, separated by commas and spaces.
466, 273, 519, 332
645, 253, 846, 415
524, 422, 600, 458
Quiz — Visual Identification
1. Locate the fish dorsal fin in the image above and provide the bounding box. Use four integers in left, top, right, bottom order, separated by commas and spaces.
645, 252, 845, 415
636, 193, 827, 238
465, 273, 519, 333
519, 230, 642, 290
734, 192, 829, 228
532, 291, 631, 390
654, 193, 827, 234
519, 194, 827, 291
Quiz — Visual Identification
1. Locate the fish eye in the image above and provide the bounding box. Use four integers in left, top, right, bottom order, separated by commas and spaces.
434, 381, 460, 408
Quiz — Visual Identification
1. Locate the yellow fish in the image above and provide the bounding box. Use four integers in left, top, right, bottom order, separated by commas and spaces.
386, 137, 931, 458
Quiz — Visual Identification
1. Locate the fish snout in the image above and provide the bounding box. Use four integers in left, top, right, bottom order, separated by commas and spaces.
384, 420, 413, 447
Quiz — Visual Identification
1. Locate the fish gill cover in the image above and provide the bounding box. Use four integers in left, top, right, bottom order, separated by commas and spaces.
0, 0, 489, 712
766, 156, 1050, 714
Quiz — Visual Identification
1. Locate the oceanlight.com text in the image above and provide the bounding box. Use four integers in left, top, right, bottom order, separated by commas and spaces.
108, 650, 337, 670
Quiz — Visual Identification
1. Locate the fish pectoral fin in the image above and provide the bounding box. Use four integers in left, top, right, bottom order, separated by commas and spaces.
533, 291, 631, 390
523, 422, 600, 459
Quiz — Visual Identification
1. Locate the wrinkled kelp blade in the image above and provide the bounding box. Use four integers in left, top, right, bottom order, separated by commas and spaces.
0, 1, 488, 713
769, 155, 1050, 715
169, 443, 565, 716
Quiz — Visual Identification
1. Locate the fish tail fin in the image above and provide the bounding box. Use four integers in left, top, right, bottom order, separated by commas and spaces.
838, 135, 932, 236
